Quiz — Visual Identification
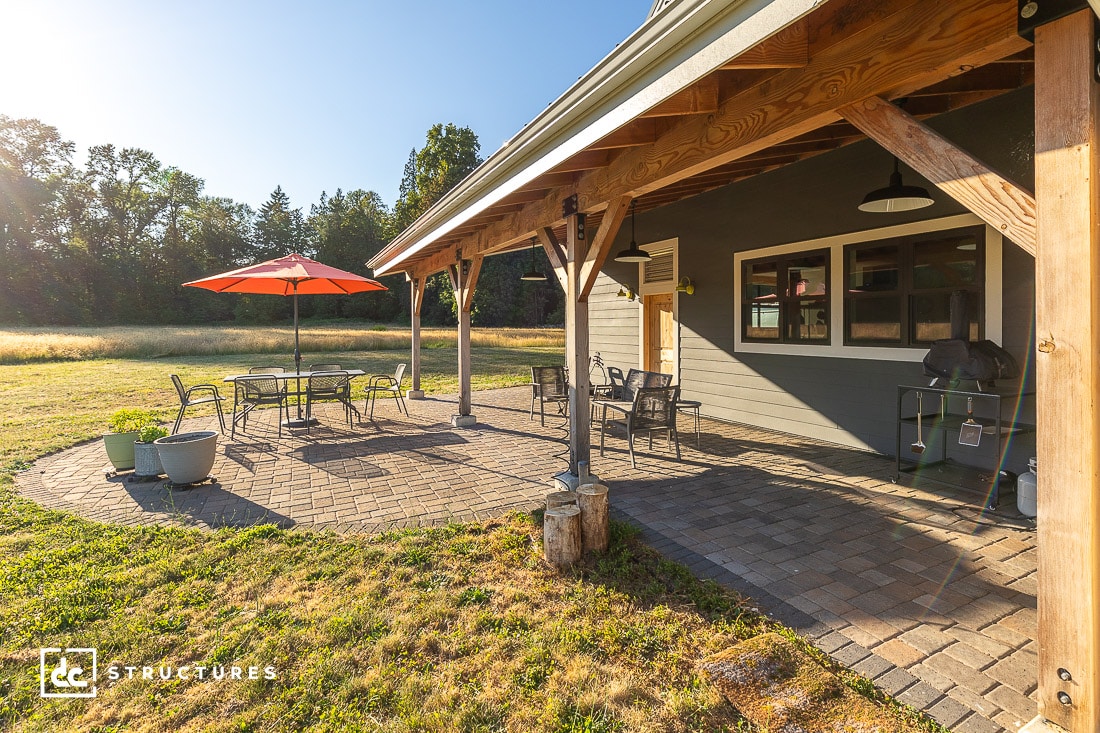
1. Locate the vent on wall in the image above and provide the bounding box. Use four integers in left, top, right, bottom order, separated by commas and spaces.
643, 247, 674, 284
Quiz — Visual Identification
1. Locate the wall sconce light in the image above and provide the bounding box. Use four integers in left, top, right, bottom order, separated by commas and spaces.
858, 156, 933, 213
616, 286, 636, 301
519, 237, 547, 281
675, 276, 695, 295
614, 200, 652, 263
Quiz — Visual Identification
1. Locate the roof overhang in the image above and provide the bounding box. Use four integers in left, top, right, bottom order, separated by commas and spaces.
369, 0, 822, 276
369, 0, 1034, 278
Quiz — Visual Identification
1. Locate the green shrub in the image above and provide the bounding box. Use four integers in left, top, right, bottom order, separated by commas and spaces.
136, 424, 169, 443
108, 408, 160, 434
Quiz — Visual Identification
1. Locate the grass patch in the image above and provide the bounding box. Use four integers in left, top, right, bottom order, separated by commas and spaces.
0, 500, 755, 731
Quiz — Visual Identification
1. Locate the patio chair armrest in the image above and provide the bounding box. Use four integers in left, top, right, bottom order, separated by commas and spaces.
368, 375, 397, 389
186, 384, 224, 400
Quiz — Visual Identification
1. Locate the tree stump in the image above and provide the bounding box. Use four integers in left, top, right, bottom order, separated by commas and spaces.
543, 505, 582, 568
546, 491, 577, 511
577, 483, 609, 554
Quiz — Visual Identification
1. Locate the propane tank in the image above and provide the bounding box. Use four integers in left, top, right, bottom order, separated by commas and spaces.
1017, 457, 1037, 518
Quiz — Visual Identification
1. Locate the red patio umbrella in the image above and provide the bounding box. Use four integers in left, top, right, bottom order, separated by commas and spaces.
184, 253, 387, 423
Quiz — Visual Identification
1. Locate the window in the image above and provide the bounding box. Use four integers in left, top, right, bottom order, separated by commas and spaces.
844, 225, 984, 346
742, 249, 829, 343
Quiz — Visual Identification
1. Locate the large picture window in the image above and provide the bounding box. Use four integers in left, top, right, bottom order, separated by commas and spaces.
844, 225, 984, 346
742, 249, 829, 343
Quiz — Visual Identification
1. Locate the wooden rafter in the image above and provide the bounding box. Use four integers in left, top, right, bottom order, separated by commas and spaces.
721, 20, 807, 69
641, 78, 719, 117
839, 95, 1036, 255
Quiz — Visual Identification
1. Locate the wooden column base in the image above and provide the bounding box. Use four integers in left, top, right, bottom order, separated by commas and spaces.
407, 390, 426, 400
1021, 716, 1070, 733
450, 414, 476, 428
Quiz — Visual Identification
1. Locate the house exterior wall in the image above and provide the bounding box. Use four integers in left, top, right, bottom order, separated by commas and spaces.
593, 88, 1037, 471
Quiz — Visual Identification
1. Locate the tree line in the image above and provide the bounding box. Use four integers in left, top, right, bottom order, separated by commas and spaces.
0, 117, 561, 327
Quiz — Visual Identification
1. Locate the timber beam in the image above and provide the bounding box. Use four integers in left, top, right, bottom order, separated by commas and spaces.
840, 95, 1037, 255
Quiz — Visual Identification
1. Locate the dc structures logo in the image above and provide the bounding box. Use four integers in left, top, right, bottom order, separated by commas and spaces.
40, 648, 97, 698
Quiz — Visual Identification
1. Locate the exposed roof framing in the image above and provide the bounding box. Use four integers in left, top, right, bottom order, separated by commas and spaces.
369, 0, 1033, 278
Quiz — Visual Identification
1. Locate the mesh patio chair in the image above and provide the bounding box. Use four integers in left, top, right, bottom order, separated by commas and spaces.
530, 366, 568, 426
599, 385, 681, 468
364, 363, 408, 419
620, 368, 672, 401
305, 370, 359, 431
170, 374, 227, 434
231, 374, 288, 438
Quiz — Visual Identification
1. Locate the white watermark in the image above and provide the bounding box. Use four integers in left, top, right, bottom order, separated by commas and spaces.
40, 647, 276, 699
40, 648, 97, 698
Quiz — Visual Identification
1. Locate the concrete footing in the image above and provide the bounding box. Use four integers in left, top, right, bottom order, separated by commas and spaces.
408, 390, 426, 400
450, 414, 476, 428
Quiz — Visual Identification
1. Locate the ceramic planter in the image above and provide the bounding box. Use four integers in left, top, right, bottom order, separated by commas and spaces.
103, 431, 139, 471
133, 441, 164, 479
154, 430, 218, 484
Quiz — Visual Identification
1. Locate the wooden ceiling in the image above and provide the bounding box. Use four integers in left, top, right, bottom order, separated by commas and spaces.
390, 0, 1032, 277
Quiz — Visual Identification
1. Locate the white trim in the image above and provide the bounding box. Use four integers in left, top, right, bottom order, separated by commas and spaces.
638, 238, 678, 296
732, 214, 1002, 362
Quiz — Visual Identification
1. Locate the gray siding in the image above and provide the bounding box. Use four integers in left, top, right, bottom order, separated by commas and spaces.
589, 87, 1037, 472
589, 272, 639, 370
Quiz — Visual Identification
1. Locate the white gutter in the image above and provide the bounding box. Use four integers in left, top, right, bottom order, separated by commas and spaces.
369, 0, 825, 276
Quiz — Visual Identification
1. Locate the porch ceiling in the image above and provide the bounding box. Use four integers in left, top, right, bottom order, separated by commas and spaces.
368, 0, 1032, 278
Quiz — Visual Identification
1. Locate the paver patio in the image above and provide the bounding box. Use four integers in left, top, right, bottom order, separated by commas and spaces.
16, 385, 1037, 732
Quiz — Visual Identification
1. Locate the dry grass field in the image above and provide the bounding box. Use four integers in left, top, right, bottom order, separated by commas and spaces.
0, 324, 564, 364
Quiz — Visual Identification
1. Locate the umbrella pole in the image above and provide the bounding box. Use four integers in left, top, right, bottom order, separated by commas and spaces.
285, 284, 313, 428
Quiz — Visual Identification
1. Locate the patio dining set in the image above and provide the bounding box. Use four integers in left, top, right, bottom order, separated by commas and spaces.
170, 363, 408, 440
529, 363, 702, 468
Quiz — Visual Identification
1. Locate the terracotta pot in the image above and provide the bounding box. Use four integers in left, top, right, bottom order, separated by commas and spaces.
154, 430, 218, 484
102, 431, 139, 471
133, 441, 164, 478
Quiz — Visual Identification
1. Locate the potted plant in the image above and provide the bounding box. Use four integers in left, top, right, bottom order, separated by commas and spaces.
103, 408, 159, 471
154, 430, 218, 485
133, 424, 169, 480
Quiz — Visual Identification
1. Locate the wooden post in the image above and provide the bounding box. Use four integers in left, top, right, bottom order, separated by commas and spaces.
543, 505, 582, 569
449, 257, 482, 426
408, 275, 425, 399
1033, 9, 1100, 731
577, 483, 609, 554
564, 213, 590, 476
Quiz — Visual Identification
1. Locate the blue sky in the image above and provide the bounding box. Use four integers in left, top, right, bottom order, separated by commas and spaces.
1, 1, 645, 211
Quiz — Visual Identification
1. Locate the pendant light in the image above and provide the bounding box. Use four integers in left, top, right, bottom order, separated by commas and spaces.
858, 156, 934, 213
614, 200, 652, 263
519, 237, 547, 281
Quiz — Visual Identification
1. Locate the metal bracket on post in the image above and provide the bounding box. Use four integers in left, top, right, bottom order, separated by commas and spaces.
1019, 1, 1100, 80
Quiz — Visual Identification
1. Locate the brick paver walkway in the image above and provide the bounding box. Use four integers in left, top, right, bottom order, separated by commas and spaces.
16, 386, 1036, 732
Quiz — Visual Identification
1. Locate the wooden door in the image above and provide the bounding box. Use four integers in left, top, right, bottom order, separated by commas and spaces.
644, 293, 675, 376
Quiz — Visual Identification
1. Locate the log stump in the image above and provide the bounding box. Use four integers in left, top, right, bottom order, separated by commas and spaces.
546, 490, 577, 511
577, 483, 609, 554
543, 505, 582, 568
